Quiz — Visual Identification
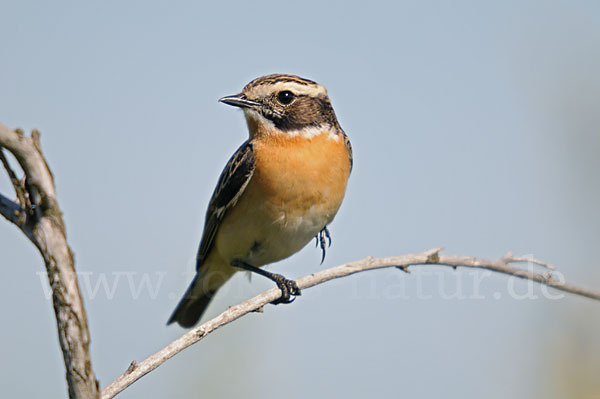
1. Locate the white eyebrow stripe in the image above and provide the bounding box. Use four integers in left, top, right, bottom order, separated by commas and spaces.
248, 81, 327, 98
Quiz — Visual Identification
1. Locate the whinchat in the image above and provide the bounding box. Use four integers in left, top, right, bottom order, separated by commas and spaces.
168, 74, 352, 327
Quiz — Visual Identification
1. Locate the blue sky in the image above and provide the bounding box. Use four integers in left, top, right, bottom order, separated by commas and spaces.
1, 1, 599, 398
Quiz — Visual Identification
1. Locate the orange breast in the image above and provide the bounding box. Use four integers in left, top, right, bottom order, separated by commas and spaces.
214, 129, 351, 266
252, 131, 351, 218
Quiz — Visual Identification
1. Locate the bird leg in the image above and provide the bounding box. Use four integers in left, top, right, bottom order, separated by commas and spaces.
231, 259, 301, 304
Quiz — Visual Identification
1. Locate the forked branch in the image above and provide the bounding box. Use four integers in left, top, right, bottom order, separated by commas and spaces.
0, 123, 99, 399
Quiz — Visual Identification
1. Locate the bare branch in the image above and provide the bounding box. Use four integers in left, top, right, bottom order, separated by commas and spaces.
0, 194, 25, 233
101, 248, 600, 399
503, 252, 555, 270
2, 123, 599, 399
0, 147, 29, 207
0, 192, 22, 226
0, 123, 99, 399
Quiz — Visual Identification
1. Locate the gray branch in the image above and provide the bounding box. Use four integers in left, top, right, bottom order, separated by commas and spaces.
100, 247, 600, 399
0, 192, 22, 227
0, 123, 99, 399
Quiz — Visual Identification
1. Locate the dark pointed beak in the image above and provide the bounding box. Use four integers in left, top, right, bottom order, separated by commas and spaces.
219, 94, 261, 109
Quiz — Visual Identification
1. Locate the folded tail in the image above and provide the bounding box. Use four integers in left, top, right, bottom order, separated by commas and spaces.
167, 275, 217, 328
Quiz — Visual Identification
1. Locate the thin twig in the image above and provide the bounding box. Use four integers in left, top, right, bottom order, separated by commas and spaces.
0, 148, 28, 207
0, 192, 21, 227
100, 248, 600, 399
503, 252, 555, 270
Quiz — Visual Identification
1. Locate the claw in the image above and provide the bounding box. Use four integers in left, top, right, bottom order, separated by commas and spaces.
316, 226, 332, 264
271, 273, 301, 304
324, 226, 331, 248
232, 260, 300, 306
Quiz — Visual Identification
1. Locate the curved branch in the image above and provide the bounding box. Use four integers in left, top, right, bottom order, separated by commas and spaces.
0, 123, 99, 399
100, 248, 600, 399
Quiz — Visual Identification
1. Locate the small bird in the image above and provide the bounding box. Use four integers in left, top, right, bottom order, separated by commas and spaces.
168, 74, 352, 328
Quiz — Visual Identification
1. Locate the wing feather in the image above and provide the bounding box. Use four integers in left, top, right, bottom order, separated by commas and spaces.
196, 141, 255, 270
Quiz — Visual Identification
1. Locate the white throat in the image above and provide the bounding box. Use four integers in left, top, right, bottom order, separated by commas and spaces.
244, 110, 339, 141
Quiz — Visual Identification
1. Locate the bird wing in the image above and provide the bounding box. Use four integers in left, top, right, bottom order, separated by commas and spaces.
196, 140, 255, 270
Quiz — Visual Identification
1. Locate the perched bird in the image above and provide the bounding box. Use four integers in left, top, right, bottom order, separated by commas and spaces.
168, 74, 352, 328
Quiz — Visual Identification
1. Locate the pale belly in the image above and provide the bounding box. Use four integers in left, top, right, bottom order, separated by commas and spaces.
214, 178, 341, 266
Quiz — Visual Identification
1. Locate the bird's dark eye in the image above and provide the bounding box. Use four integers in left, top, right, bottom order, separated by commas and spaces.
277, 90, 295, 105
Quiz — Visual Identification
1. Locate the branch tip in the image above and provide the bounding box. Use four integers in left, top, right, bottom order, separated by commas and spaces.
31, 129, 42, 153
126, 360, 137, 374
503, 253, 556, 270
425, 249, 442, 264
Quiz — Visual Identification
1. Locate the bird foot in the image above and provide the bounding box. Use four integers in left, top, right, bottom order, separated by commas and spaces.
270, 273, 301, 304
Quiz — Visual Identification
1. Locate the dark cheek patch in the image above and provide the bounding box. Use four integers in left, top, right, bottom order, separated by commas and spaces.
264, 97, 336, 131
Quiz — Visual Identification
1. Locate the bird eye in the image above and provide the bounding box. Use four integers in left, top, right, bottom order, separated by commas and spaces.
277, 90, 295, 105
